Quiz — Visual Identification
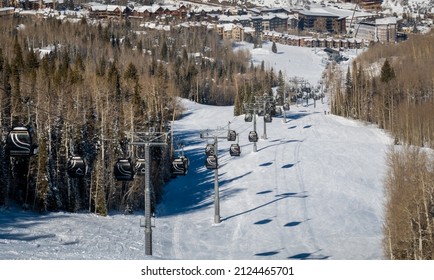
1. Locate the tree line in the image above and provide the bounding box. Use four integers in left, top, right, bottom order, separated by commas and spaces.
0, 16, 273, 215
326, 30, 434, 259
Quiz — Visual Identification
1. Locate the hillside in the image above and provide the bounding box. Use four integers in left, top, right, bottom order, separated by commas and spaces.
0, 42, 393, 261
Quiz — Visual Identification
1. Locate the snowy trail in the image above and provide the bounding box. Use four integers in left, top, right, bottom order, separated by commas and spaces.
152, 98, 391, 260
0, 97, 391, 260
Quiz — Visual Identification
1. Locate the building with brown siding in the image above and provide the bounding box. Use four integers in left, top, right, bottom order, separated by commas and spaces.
297, 10, 346, 34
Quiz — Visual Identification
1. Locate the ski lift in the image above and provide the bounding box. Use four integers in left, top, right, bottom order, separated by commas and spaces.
205, 143, 215, 156
264, 113, 272, 123
135, 158, 146, 176
6, 126, 38, 157
229, 144, 241, 157
248, 131, 258, 142
273, 106, 282, 116
227, 130, 237, 141
205, 155, 218, 169
244, 113, 253, 122
67, 156, 87, 178
171, 156, 189, 176
114, 158, 134, 181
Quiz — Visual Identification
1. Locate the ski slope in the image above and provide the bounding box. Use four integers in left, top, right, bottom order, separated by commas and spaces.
153, 98, 391, 260
0, 42, 392, 260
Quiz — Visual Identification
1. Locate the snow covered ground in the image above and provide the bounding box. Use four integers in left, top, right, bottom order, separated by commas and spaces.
0, 42, 393, 263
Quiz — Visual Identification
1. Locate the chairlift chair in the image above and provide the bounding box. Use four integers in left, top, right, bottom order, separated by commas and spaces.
227, 130, 237, 141
205, 155, 218, 170
114, 158, 134, 181
6, 126, 38, 157
135, 158, 146, 176
248, 131, 258, 142
67, 156, 87, 178
229, 144, 241, 156
205, 143, 215, 156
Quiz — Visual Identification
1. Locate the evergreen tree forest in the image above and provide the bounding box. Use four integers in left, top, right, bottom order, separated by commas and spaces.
326, 30, 434, 259
0, 17, 275, 214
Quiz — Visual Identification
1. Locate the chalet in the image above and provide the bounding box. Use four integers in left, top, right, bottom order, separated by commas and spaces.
86, 4, 125, 19
130, 6, 151, 19
106, 5, 123, 18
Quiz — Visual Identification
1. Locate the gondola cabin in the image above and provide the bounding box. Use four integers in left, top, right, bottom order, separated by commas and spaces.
180, 155, 189, 169
274, 107, 282, 116
248, 131, 258, 142
135, 158, 146, 176
229, 144, 241, 156
114, 158, 134, 181
6, 126, 38, 157
205, 155, 218, 170
244, 113, 253, 122
171, 156, 189, 176
67, 156, 87, 178
205, 143, 215, 156
264, 114, 272, 123
227, 130, 236, 141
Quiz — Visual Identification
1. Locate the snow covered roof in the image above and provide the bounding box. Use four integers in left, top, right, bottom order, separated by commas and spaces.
107, 5, 122, 12
375, 17, 398, 25
298, 9, 340, 18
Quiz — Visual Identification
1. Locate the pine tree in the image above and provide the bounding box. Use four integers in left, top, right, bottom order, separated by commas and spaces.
271, 41, 277, 53
276, 70, 285, 105
380, 59, 396, 84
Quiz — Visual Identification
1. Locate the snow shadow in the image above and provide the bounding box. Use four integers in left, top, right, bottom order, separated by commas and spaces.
222, 192, 305, 221
157, 134, 245, 217
257, 139, 302, 152
288, 251, 330, 260
284, 221, 302, 227
254, 218, 273, 225
255, 250, 280, 256
256, 190, 273, 195
286, 112, 310, 120
281, 162, 298, 169
286, 111, 320, 121
219, 171, 253, 186
172, 130, 206, 149
0, 210, 67, 242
